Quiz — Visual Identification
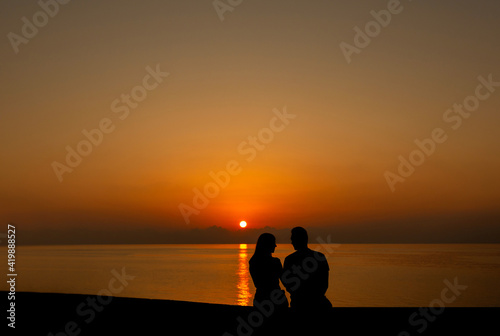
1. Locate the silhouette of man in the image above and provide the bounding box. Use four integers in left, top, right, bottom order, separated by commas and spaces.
282, 227, 332, 312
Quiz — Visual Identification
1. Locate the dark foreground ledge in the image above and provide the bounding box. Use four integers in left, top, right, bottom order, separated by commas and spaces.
2, 291, 498, 335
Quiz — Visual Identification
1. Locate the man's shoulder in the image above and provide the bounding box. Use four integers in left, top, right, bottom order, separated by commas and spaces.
283, 249, 329, 270
311, 249, 326, 258
285, 249, 314, 262
284, 251, 300, 264
285, 248, 327, 259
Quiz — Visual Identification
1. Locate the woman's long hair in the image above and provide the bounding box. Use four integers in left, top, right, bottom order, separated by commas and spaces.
252, 233, 276, 258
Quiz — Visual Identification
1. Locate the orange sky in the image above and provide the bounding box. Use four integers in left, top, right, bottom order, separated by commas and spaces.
1, 0, 499, 242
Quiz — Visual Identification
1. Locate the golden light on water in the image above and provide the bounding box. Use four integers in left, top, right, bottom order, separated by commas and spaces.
236, 244, 252, 306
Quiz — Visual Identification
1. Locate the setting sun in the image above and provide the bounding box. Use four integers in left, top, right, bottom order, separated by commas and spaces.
239, 221, 247, 228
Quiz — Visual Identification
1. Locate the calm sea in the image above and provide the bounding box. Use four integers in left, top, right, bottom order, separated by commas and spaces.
2, 244, 499, 307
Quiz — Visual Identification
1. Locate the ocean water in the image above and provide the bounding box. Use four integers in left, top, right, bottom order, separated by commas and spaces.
2, 244, 500, 307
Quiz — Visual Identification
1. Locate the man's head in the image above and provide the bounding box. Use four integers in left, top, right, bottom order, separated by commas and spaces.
291, 226, 308, 250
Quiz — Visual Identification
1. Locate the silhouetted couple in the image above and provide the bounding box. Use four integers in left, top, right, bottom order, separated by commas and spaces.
249, 227, 332, 334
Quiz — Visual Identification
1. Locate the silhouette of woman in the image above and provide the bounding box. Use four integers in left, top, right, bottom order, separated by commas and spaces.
249, 233, 288, 312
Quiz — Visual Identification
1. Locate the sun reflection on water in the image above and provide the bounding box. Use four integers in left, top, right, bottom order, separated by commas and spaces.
236, 244, 252, 306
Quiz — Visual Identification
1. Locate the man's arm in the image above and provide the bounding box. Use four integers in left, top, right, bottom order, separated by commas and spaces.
318, 258, 330, 295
